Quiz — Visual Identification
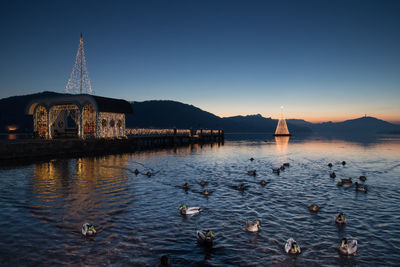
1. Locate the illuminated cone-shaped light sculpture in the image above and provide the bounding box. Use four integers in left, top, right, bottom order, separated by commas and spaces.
274, 107, 291, 136
65, 34, 93, 94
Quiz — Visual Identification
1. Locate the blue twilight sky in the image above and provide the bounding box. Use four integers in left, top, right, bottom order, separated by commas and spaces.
0, 0, 399, 123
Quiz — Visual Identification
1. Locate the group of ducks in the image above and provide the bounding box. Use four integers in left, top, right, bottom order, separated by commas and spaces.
81, 158, 361, 265
176, 159, 360, 257
329, 162, 368, 192
179, 202, 358, 256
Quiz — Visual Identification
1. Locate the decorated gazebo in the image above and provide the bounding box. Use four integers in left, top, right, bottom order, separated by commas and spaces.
26, 94, 133, 139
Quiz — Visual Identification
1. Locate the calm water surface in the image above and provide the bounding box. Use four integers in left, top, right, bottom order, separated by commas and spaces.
1, 135, 400, 266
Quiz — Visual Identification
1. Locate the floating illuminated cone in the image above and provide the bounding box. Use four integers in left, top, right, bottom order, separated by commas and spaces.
274, 106, 291, 136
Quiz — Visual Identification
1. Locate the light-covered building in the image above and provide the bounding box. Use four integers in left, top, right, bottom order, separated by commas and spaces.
27, 94, 133, 139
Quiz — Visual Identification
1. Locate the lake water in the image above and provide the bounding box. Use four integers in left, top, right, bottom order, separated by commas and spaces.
1, 134, 400, 266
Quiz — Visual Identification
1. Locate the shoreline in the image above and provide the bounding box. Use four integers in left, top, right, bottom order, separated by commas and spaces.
0, 135, 224, 165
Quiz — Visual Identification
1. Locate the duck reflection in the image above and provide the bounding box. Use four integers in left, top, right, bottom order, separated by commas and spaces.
31, 155, 133, 236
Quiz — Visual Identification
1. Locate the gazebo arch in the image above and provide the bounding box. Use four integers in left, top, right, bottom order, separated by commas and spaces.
27, 94, 132, 139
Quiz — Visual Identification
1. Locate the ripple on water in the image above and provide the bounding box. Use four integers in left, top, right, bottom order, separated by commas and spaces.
0, 138, 400, 266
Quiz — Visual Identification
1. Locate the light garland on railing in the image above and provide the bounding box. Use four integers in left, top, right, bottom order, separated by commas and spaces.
125, 128, 221, 137
96, 112, 125, 138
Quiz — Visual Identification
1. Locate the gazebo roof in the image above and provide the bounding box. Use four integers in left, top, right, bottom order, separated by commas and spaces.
27, 94, 133, 114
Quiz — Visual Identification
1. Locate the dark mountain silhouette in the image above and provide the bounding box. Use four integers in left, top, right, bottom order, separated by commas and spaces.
127, 100, 223, 129
311, 116, 400, 134
0, 91, 398, 135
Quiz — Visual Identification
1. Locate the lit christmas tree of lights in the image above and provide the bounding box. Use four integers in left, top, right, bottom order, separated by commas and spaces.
274, 106, 291, 136
65, 34, 93, 94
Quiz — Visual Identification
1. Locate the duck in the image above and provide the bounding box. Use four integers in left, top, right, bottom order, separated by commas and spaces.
202, 189, 210, 196
272, 168, 280, 175
355, 182, 368, 193
328, 163, 333, 168
158, 255, 169, 267
309, 204, 319, 212
285, 238, 301, 254
82, 223, 96, 236
146, 171, 152, 177
337, 178, 352, 186
199, 180, 207, 186
341, 178, 352, 185
238, 183, 246, 191
280, 165, 285, 171
179, 204, 201, 215
335, 212, 347, 225
260, 180, 267, 186
246, 220, 261, 232
134, 169, 139, 175
330, 172, 336, 178
250, 157, 254, 161
181, 183, 189, 190
247, 170, 256, 176
359, 175, 367, 181
338, 238, 357, 256
342, 161, 346, 166
283, 162, 290, 167
197, 230, 215, 246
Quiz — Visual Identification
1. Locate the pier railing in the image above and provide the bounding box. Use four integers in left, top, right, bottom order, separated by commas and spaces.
125, 128, 223, 138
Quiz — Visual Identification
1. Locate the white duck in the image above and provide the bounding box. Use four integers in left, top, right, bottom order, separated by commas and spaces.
82, 223, 96, 236
197, 230, 215, 246
285, 238, 301, 254
179, 204, 200, 215
339, 238, 358, 255
246, 220, 261, 232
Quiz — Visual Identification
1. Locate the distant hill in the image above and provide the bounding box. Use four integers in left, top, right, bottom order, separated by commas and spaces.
0, 91, 398, 135
126, 100, 223, 129
310, 116, 400, 134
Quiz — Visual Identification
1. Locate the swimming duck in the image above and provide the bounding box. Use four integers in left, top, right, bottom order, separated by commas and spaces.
355, 182, 368, 193
82, 223, 96, 237
359, 175, 367, 181
250, 157, 254, 161
283, 162, 290, 167
199, 180, 207, 186
248, 170, 256, 176
328, 163, 333, 168
280, 165, 285, 171
272, 168, 280, 175
309, 204, 319, 212
158, 255, 169, 267
285, 238, 301, 254
260, 180, 267, 186
238, 183, 246, 191
197, 230, 215, 246
335, 212, 347, 225
330, 172, 336, 178
134, 169, 139, 175
338, 238, 357, 256
202, 189, 210, 196
246, 220, 261, 232
337, 178, 352, 186
181, 183, 189, 190
146, 171, 152, 177
342, 161, 346, 166
339, 178, 352, 186
179, 204, 201, 215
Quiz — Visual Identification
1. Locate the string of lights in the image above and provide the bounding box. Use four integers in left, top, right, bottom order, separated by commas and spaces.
65, 34, 93, 94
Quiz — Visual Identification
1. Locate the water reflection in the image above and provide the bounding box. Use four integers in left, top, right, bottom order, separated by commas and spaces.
31, 154, 134, 238
275, 136, 290, 154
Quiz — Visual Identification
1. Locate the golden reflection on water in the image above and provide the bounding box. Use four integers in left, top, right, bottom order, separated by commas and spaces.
31, 154, 132, 230
275, 136, 290, 154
